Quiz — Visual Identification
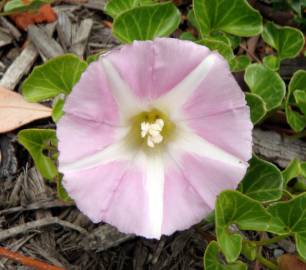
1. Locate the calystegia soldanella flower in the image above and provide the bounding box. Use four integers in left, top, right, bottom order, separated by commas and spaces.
57, 38, 252, 239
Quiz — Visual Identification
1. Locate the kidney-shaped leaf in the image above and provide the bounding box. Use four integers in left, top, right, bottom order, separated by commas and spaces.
0, 86, 51, 133
18, 129, 58, 180
245, 93, 267, 124
204, 241, 247, 270
283, 159, 306, 185
262, 22, 304, 60
268, 193, 306, 260
193, 0, 262, 37
105, 0, 154, 18
239, 155, 283, 202
216, 191, 271, 263
22, 54, 87, 102
112, 2, 180, 43
245, 64, 286, 111
286, 70, 306, 132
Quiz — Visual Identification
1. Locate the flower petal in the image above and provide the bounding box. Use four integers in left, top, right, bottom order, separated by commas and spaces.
57, 114, 126, 164
63, 61, 119, 125
104, 38, 210, 100
162, 156, 212, 235
182, 106, 252, 161
173, 129, 247, 168
180, 54, 252, 161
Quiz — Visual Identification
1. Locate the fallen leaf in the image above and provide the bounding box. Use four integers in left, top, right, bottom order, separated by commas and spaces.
0, 86, 51, 133
10, 4, 57, 31
278, 254, 306, 270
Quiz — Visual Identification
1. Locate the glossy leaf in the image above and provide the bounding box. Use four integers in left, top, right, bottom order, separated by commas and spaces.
57, 176, 70, 201
286, 70, 306, 132
263, 55, 280, 71
239, 155, 283, 202
245, 93, 267, 124
179, 32, 197, 41
193, 0, 262, 37
285, 104, 306, 132
18, 129, 58, 180
245, 64, 286, 111
216, 191, 271, 262
4, 0, 53, 13
282, 159, 306, 185
105, 0, 154, 18
200, 37, 234, 61
112, 3, 181, 43
230, 55, 251, 72
294, 90, 306, 115
262, 22, 304, 60
22, 54, 88, 102
204, 241, 247, 270
268, 193, 306, 260
241, 241, 256, 261
52, 98, 65, 122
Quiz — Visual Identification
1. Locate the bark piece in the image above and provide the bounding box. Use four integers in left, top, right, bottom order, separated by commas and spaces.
70, 18, 93, 57
253, 128, 306, 168
28, 25, 64, 59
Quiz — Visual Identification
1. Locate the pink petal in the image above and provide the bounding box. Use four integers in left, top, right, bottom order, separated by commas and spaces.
180, 54, 252, 161
162, 160, 211, 235
63, 61, 119, 124
104, 38, 210, 100
57, 114, 122, 164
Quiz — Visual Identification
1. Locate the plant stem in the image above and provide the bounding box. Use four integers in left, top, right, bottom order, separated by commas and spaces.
251, 234, 288, 246
256, 253, 279, 270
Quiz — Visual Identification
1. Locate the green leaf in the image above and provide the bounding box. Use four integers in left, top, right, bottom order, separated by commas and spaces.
52, 98, 64, 122
193, 0, 262, 37
187, 9, 199, 30
112, 3, 181, 43
203, 241, 247, 270
263, 55, 280, 71
245, 93, 267, 124
105, 0, 155, 18
286, 70, 306, 132
22, 54, 88, 102
239, 155, 283, 202
57, 176, 70, 201
179, 32, 197, 41
283, 159, 306, 185
230, 55, 251, 72
294, 90, 306, 115
244, 64, 286, 111
200, 37, 234, 61
267, 193, 306, 260
285, 104, 306, 132
262, 21, 304, 60
86, 53, 100, 64
216, 191, 271, 263
18, 129, 58, 180
4, 0, 53, 13
241, 241, 256, 261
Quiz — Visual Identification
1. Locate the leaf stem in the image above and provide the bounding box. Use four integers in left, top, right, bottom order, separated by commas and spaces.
256, 253, 279, 270
251, 234, 288, 246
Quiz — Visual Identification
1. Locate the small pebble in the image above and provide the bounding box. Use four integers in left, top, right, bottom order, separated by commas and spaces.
273, 248, 284, 258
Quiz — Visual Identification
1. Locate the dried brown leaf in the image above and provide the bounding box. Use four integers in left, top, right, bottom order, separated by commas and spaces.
0, 86, 51, 133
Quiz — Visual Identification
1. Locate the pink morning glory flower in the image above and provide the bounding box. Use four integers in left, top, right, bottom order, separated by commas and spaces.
57, 38, 252, 239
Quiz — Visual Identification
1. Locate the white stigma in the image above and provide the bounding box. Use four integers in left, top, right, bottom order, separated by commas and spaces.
141, 119, 164, 148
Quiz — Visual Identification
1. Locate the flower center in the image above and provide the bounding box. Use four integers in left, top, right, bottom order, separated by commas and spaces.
141, 119, 164, 148
128, 108, 175, 150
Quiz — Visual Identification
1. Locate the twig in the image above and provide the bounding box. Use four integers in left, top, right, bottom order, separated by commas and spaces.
0, 217, 88, 242
0, 247, 65, 270
0, 200, 74, 215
